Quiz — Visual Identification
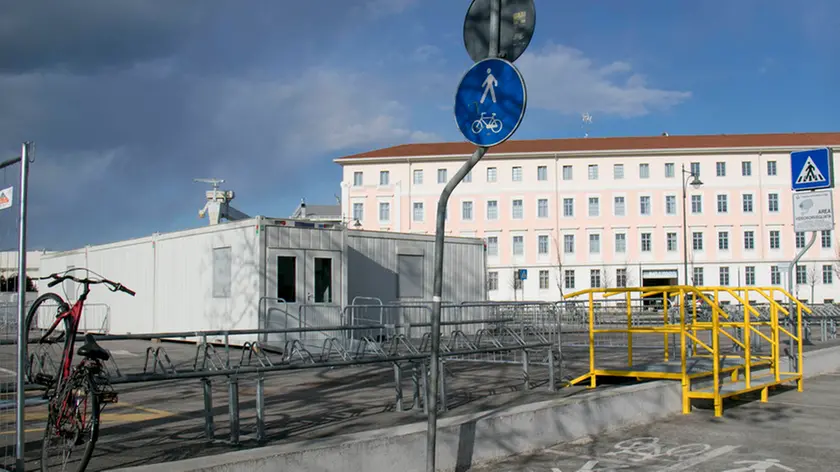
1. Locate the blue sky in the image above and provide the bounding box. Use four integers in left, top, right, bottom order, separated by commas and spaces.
0, 0, 838, 251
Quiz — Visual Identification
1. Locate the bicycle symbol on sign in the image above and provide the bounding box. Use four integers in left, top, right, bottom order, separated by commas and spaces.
603, 437, 712, 463
471, 112, 503, 135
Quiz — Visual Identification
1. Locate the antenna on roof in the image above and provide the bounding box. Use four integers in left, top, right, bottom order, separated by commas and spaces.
193, 178, 225, 192
581, 112, 593, 138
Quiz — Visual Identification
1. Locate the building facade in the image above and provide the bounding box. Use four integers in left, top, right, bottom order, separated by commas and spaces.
336, 132, 840, 303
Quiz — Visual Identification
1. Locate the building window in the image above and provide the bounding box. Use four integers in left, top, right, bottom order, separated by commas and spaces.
768, 193, 779, 212
745, 266, 756, 286
614, 196, 625, 216
691, 195, 702, 214
413, 169, 423, 184
353, 171, 363, 186
564, 234, 575, 254
563, 198, 574, 217
692, 232, 703, 251
639, 163, 650, 179
538, 235, 549, 255
538, 198, 549, 218
665, 195, 677, 215
767, 160, 777, 176
590, 269, 602, 288
512, 166, 523, 181
486, 236, 498, 256
822, 230, 832, 248
539, 270, 550, 289
562, 165, 573, 180
690, 162, 701, 177
693, 267, 704, 285
212, 247, 232, 298
437, 168, 447, 183
665, 162, 675, 178
276, 255, 296, 302
484, 200, 498, 220
667, 232, 677, 252
564, 270, 575, 289
588, 197, 600, 217
719, 267, 730, 286
823, 265, 833, 284
616, 268, 627, 288
537, 165, 548, 181
487, 167, 497, 182
796, 232, 806, 249
487, 271, 499, 291
718, 231, 729, 250
641, 232, 652, 252
615, 233, 627, 253
614, 164, 624, 179
742, 194, 754, 212
352, 202, 364, 221
379, 170, 390, 185
589, 233, 601, 254
588, 164, 599, 180
379, 202, 391, 222
716, 162, 726, 177
771, 266, 781, 285
640, 196, 651, 215
313, 257, 334, 303
412, 202, 423, 222
741, 161, 752, 176
512, 199, 524, 219
512, 236, 524, 256
462, 201, 473, 220
717, 194, 728, 213
744, 231, 755, 250
770, 230, 780, 249
796, 264, 806, 285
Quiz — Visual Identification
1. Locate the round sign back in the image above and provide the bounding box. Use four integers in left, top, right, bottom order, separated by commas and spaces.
463, 0, 536, 63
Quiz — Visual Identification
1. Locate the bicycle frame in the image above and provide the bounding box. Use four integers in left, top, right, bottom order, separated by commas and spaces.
40, 282, 93, 388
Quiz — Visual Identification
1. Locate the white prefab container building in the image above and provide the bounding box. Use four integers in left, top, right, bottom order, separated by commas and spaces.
38, 217, 487, 346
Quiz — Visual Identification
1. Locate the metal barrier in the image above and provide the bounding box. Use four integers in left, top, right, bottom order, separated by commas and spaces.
564, 285, 806, 417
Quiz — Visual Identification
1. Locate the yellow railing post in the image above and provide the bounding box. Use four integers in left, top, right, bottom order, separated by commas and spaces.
797, 302, 804, 391
770, 289, 780, 382
589, 291, 596, 388
743, 290, 751, 389
691, 289, 697, 356
711, 289, 722, 417
663, 291, 669, 362
626, 291, 633, 368
680, 288, 689, 414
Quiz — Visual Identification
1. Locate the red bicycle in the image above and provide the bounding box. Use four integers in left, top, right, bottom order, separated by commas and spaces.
24, 268, 135, 472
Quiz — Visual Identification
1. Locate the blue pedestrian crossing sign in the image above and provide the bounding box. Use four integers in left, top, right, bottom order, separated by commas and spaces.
454, 57, 527, 147
791, 148, 833, 191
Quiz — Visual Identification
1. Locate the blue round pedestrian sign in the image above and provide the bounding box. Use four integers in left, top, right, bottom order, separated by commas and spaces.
454, 57, 527, 147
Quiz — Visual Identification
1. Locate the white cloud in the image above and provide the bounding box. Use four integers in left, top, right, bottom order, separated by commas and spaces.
363, 0, 418, 17
516, 43, 691, 118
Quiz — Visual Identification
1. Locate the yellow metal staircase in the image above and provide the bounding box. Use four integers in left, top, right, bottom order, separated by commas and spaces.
563, 286, 807, 416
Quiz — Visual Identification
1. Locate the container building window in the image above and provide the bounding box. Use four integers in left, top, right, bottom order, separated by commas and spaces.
313, 258, 332, 303
277, 256, 296, 302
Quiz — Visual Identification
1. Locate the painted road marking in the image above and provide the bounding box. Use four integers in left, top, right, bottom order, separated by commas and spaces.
0, 367, 16, 375
656, 445, 740, 471
110, 349, 139, 357
0, 401, 174, 424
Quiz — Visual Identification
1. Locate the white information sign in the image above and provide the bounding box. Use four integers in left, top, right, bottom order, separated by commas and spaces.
793, 189, 834, 232
0, 186, 12, 210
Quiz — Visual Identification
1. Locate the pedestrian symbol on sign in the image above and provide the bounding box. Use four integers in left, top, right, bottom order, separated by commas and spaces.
481, 68, 498, 104
795, 156, 826, 184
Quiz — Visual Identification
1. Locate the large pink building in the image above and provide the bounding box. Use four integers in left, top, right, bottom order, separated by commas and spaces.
336, 132, 840, 303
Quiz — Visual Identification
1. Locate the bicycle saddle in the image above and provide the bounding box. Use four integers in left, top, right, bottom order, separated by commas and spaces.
77, 333, 111, 362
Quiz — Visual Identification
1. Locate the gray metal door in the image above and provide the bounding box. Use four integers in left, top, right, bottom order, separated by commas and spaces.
264, 248, 304, 347
300, 250, 342, 348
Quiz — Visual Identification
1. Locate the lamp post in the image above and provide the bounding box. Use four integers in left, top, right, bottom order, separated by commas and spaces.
681, 164, 703, 285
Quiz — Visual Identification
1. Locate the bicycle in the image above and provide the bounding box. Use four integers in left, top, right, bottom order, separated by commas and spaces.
24, 268, 135, 472
471, 112, 503, 134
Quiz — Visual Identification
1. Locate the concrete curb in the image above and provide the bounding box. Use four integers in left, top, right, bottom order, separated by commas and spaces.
109, 346, 840, 472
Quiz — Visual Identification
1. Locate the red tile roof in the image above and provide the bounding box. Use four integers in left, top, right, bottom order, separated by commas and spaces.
335, 132, 840, 161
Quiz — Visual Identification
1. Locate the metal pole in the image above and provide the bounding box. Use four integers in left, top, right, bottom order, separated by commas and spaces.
15, 141, 32, 472
681, 164, 689, 285
426, 3, 499, 470
788, 230, 816, 368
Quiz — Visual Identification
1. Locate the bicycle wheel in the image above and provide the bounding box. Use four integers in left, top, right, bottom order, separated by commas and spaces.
25, 292, 72, 385
471, 120, 483, 134
40, 370, 100, 472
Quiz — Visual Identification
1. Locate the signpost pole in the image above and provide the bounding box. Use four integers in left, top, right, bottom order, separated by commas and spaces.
15, 141, 32, 472
426, 2, 501, 471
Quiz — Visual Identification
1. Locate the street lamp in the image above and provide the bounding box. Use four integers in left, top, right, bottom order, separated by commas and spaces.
681, 164, 703, 285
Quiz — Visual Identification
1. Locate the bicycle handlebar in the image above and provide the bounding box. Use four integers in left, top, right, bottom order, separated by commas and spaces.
43, 272, 136, 297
